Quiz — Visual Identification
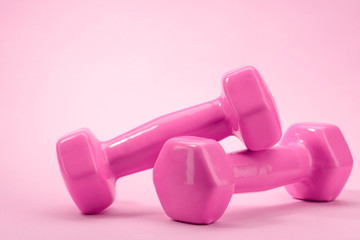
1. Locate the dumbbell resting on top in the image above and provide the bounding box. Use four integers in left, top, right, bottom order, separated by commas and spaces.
153, 123, 353, 224
56, 66, 281, 214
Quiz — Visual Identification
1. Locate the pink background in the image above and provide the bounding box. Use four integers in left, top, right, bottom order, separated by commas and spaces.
1, 0, 359, 239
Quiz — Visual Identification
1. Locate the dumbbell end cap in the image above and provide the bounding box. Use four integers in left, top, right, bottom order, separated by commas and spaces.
153, 136, 235, 224
56, 129, 115, 214
283, 123, 353, 201
221, 66, 282, 150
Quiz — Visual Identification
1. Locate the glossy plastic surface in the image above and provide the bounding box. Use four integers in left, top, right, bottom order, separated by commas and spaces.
153, 123, 353, 224
153, 137, 235, 224
56, 66, 281, 214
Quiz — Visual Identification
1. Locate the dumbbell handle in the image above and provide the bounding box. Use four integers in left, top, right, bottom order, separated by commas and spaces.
102, 99, 231, 178
229, 145, 311, 193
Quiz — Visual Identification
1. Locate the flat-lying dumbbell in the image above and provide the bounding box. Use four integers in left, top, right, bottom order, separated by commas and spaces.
153, 123, 353, 224
56, 66, 281, 214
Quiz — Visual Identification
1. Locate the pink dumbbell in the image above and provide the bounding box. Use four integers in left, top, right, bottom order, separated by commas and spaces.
56, 66, 281, 214
153, 123, 353, 224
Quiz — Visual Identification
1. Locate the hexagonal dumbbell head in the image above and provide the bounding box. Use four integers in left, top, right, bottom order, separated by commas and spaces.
221, 66, 281, 150
153, 137, 235, 224
56, 129, 115, 214
282, 123, 353, 201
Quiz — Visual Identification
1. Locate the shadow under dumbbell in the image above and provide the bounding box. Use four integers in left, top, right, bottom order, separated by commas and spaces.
50, 200, 163, 221
99, 200, 163, 219
50, 190, 359, 227
209, 189, 360, 229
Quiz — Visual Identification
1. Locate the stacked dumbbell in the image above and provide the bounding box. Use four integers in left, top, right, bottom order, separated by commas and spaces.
56, 66, 353, 224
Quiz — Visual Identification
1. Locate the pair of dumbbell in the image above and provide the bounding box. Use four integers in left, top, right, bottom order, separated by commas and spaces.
56, 66, 352, 224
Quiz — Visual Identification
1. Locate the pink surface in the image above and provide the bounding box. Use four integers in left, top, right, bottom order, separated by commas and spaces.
1, 0, 360, 239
